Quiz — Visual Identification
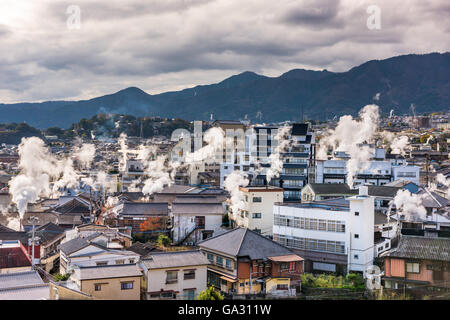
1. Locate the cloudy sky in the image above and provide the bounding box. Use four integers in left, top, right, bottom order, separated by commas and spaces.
0, 0, 449, 103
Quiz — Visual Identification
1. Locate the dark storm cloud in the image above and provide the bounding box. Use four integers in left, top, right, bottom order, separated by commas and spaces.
279, 0, 342, 27
0, 0, 448, 103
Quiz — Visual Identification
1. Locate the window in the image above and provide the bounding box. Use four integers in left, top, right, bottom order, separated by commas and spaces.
252, 212, 262, 219
354, 211, 359, 216
318, 220, 327, 231
96, 261, 107, 266
276, 284, 288, 290
161, 292, 175, 298
207, 253, 214, 263
354, 255, 359, 259
280, 263, 289, 271
216, 256, 223, 267
225, 259, 233, 270
121, 282, 133, 290
129, 259, 135, 264
184, 289, 195, 300
166, 271, 178, 284
184, 269, 196, 280
252, 197, 262, 203
94, 284, 102, 291
406, 262, 420, 273
289, 262, 296, 272
115, 259, 125, 265
354, 234, 359, 239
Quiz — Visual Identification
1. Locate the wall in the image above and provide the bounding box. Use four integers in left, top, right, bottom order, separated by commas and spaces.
80, 275, 141, 300
145, 265, 208, 300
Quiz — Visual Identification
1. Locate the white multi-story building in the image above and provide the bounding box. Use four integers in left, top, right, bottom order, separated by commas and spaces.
316, 151, 420, 186
273, 186, 374, 275
230, 186, 284, 236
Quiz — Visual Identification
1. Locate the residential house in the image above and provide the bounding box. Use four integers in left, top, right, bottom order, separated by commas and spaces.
140, 250, 209, 300
382, 235, 450, 292
59, 234, 140, 274
68, 264, 142, 300
198, 227, 303, 297
105, 202, 170, 234
171, 202, 224, 245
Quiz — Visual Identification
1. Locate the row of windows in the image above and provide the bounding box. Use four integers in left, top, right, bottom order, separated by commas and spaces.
274, 234, 346, 254
94, 281, 134, 291
166, 269, 196, 283
207, 253, 233, 270
274, 215, 345, 233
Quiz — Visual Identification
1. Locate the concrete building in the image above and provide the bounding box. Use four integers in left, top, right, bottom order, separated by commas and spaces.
69, 264, 142, 300
230, 186, 284, 236
273, 186, 374, 275
140, 250, 210, 300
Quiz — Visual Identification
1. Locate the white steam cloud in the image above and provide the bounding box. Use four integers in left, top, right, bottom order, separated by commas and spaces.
266, 125, 292, 183
224, 170, 249, 219
318, 105, 380, 188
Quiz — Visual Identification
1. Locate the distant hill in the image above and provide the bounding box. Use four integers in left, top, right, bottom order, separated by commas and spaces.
1, 52, 449, 129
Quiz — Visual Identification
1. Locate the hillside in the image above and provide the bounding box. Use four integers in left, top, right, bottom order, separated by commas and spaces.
1, 52, 449, 128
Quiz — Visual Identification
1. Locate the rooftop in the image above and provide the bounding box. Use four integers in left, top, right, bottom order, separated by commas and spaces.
75, 264, 142, 280
198, 227, 296, 260
142, 250, 210, 269
382, 235, 450, 262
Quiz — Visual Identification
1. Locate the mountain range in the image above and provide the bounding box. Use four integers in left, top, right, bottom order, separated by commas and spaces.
1, 52, 449, 129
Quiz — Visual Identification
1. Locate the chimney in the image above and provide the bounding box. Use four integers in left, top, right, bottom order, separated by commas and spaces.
358, 185, 368, 196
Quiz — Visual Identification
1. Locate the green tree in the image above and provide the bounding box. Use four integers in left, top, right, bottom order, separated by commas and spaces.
157, 234, 171, 247
197, 286, 224, 300
53, 273, 70, 281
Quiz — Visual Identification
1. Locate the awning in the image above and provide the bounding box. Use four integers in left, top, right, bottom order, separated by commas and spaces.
268, 254, 304, 262
220, 276, 237, 283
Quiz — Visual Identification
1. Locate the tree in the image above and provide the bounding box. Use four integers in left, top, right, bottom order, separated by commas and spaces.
53, 273, 70, 281
197, 286, 224, 300
419, 134, 430, 144
157, 234, 171, 247
140, 217, 164, 232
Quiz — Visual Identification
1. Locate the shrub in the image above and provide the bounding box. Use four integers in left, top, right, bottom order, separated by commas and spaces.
197, 286, 224, 300
157, 234, 171, 247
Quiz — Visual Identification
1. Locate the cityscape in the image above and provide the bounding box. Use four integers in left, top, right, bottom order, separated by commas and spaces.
0, 0, 449, 308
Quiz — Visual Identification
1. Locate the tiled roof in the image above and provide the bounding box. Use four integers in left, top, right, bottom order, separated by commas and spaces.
171, 203, 224, 215
119, 202, 169, 216
31, 222, 65, 244
0, 270, 44, 290
384, 235, 450, 262
59, 236, 101, 255
198, 227, 295, 260
367, 186, 401, 198
76, 264, 142, 280
127, 241, 161, 256
307, 183, 357, 195
0, 284, 49, 300
142, 250, 210, 269
54, 198, 90, 215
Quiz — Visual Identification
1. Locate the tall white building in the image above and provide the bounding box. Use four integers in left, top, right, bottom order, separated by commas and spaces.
273, 186, 374, 275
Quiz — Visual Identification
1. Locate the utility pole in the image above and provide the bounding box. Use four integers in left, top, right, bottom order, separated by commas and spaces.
28, 216, 39, 269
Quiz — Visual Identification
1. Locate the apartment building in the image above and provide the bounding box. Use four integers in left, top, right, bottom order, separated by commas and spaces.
230, 186, 284, 236
273, 186, 374, 275
220, 123, 315, 202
